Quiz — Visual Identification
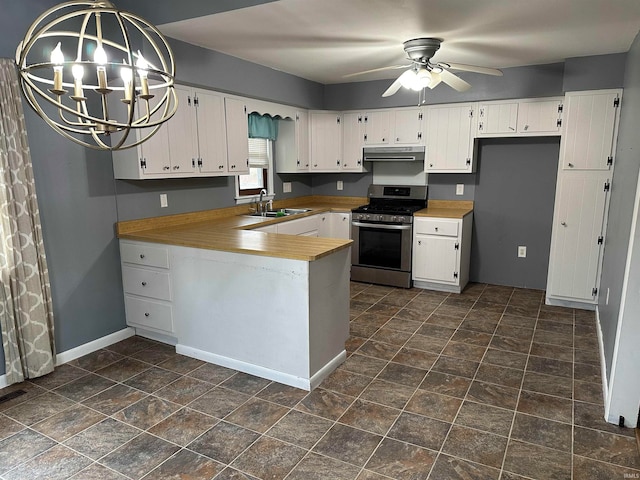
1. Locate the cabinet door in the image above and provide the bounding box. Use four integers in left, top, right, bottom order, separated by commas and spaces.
138, 122, 171, 175
413, 234, 459, 284
296, 111, 310, 171
318, 214, 331, 238
330, 213, 351, 239
547, 171, 609, 302
225, 97, 250, 174
196, 89, 228, 174
342, 112, 365, 171
393, 108, 423, 145
478, 102, 518, 135
364, 110, 391, 145
425, 104, 476, 172
167, 85, 198, 175
561, 91, 620, 170
310, 112, 342, 171
518, 99, 562, 134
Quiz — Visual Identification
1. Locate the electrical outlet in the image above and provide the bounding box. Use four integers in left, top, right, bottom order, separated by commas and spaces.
337, 180, 344, 191
456, 184, 464, 196
160, 193, 168, 208
518, 246, 527, 258
282, 182, 292, 193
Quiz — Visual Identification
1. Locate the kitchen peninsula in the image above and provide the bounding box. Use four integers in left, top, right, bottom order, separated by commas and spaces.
116, 196, 363, 390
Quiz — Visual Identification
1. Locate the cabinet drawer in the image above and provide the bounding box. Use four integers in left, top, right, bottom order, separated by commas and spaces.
414, 219, 459, 236
124, 295, 174, 333
122, 266, 172, 300
120, 242, 169, 269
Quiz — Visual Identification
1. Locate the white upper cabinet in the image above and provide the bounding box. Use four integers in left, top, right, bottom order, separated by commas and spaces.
477, 102, 518, 135
560, 90, 621, 170
296, 111, 310, 171
167, 85, 198, 175
195, 89, 228, 174
342, 112, 365, 171
393, 108, 424, 145
363, 110, 391, 145
224, 97, 250, 175
310, 112, 343, 172
517, 98, 563, 134
425, 103, 477, 173
275, 112, 309, 173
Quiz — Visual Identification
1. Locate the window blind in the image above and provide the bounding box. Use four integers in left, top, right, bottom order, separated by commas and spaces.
248, 138, 269, 167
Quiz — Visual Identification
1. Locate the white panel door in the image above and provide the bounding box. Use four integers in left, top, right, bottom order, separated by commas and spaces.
196, 89, 228, 174
393, 108, 423, 145
342, 112, 364, 171
413, 234, 459, 284
561, 91, 619, 170
310, 112, 342, 171
225, 97, 250, 174
478, 102, 518, 135
547, 171, 609, 301
364, 110, 391, 145
330, 213, 351, 239
296, 111, 310, 171
425, 104, 475, 172
518, 99, 562, 134
167, 85, 198, 174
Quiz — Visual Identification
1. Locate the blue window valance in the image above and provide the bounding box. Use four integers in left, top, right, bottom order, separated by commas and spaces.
248, 113, 279, 140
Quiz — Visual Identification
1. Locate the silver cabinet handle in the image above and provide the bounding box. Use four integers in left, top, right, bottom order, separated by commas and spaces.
139, 254, 145, 259
141, 281, 147, 286
352, 222, 412, 231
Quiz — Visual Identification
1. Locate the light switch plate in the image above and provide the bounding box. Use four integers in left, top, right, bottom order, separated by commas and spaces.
283, 182, 292, 193
456, 184, 464, 196
518, 246, 527, 258
337, 180, 344, 191
160, 193, 168, 208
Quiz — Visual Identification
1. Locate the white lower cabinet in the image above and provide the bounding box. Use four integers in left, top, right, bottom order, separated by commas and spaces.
412, 215, 473, 293
330, 212, 351, 239
276, 215, 320, 236
252, 212, 351, 239
120, 241, 175, 336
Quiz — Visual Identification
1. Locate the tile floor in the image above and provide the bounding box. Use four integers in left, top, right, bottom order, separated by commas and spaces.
0, 282, 638, 479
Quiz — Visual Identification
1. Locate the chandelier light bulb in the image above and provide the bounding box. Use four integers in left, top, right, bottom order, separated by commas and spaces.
72, 64, 84, 80
136, 51, 149, 78
50, 42, 64, 65
120, 61, 133, 102
94, 44, 107, 65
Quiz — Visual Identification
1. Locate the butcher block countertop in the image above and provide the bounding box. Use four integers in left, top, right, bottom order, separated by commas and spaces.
415, 200, 474, 219
116, 195, 366, 262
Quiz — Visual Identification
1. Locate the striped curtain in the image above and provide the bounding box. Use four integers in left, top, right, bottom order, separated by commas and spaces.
0, 58, 55, 385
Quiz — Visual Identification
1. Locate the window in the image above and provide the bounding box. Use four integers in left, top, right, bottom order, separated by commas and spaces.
235, 137, 274, 201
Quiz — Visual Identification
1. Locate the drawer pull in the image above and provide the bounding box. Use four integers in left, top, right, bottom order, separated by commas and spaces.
139, 254, 145, 259
141, 281, 147, 286
144, 312, 150, 317
435, 227, 439, 232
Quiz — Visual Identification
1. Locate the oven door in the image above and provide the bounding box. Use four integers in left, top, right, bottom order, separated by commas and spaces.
351, 221, 413, 272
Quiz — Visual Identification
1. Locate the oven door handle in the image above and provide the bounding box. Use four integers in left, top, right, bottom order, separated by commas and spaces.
351, 222, 412, 230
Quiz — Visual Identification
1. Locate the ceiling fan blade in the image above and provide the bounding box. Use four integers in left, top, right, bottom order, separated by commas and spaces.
427, 72, 442, 89
382, 76, 404, 97
439, 69, 472, 92
439, 62, 503, 77
344, 64, 409, 78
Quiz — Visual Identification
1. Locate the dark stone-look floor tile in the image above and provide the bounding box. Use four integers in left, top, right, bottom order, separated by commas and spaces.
144, 449, 224, 480
101, 432, 180, 480
69, 348, 123, 372
232, 436, 306, 480
296, 388, 354, 421
368, 303, 401, 317
0, 415, 24, 441
4, 391, 74, 425
573, 454, 640, 480
32, 404, 105, 442
256, 382, 307, 407
425, 312, 464, 329
512, 412, 572, 452
538, 319, 574, 335
122, 367, 181, 394
517, 390, 572, 423
574, 347, 601, 365
489, 335, 531, 354
339, 399, 400, 435
494, 324, 535, 341
405, 390, 461, 422
188, 421, 259, 464
392, 347, 438, 370
404, 334, 448, 354
69, 463, 128, 479
357, 340, 400, 360
360, 379, 415, 409
0, 429, 56, 473
534, 329, 573, 347
441, 341, 487, 362
340, 354, 387, 377
0, 382, 48, 413
443, 296, 476, 308
350, 321, 381, 338
267, 410, 332, 449
81, 384, 148, 415
371, 327, 413, 346
574, 401, 635, 437
63, 417, 140, 460
222, 372, 271, 395
377, 362, 427, 388
384, 317, 422, 333
30, 364, 88, 390
467, 381, 520, 410
215, 467, 260, 479
157, 354, 205, 374
574, 361, 601, 384
433, 304, 470, 318
148, 407, 218, 446
522, 371, 573, 399
187, 363, 237, 385
154, 375, 213, 405
321, 369, 372, 397
395, 306, 433, 322
95, 357, 151, 382
314, 423, 382, 467
416, 323, 456, 339
225, 397, 288, 433
504, 304, 539, 318
346, 336, 367, 354
442, 424, 508, 468
451, 329, 493, 347
3, 444, 91, 480
475, 363, 523, 389
287, 452, 361, 480
573, 426, 640, 468
500, 314, 537, 329
432, 355, 479, 379
387, 412, 450, 451
527, 356, 573, 379
129, 343, 176, 365
106, 336, 156, 356
53, 374, 115, 402
429, 453, 500, 480
419, 371, 471, 398
503, 439, 571, 480
454, 400, 514, 436
113, 395, 180, 430
483, 348, 528, 370
460, 317, 500, 335
530, 342, 574, 363
365, 438, 436, 480
357, 469, 391, 479
574, 380, 603, 404
188, 387, 250, 418
380, 292, 419, 307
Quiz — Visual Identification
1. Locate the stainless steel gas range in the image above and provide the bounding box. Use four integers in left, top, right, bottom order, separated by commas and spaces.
351, 184, 428, 288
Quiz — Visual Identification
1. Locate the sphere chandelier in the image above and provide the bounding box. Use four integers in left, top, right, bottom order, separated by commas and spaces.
15, 0, 177, 151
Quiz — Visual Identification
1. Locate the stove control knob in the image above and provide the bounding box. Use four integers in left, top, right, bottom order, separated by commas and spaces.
391, 216, 398, 222
398, 216, 405, 223
365, 214, 370, 220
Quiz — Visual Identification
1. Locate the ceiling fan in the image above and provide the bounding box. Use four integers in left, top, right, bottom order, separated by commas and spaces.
346, 38, 503, 97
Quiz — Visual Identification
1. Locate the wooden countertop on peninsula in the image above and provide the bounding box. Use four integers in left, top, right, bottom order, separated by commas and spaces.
415, 200, 474, 219
116, 195, 366, 262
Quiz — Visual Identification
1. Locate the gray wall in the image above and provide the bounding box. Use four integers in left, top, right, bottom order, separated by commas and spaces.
598, 33, 640, 382
469, 138, 560, 289
563, 53, 627, 92
311, 173, 372, 197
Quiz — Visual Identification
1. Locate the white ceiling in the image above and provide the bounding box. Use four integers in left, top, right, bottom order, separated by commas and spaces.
158, 0, 640, 84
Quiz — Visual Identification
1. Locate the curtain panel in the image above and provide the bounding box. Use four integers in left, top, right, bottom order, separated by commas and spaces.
248, 113, 279, 140
0, 58, 55, 385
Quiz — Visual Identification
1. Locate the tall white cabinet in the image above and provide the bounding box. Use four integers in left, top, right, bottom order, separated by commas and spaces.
546, 89, 622, 307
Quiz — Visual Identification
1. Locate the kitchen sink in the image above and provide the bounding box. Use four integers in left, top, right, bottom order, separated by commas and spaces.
246, 208, 311, 218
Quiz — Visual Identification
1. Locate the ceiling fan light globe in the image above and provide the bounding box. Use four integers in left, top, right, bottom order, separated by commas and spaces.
398, 69, 417, 89
414, 68, 431, 89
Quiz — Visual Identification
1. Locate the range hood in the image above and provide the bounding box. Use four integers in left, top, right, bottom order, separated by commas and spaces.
363, 146, 425, 162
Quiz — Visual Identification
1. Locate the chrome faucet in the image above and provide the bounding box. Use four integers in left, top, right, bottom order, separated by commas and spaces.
258, 188, 268, 215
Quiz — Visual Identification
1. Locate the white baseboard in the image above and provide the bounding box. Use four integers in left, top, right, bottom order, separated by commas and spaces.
56, 327, 135, 365
595, 308, 612, 421
309, 351, 346, 390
